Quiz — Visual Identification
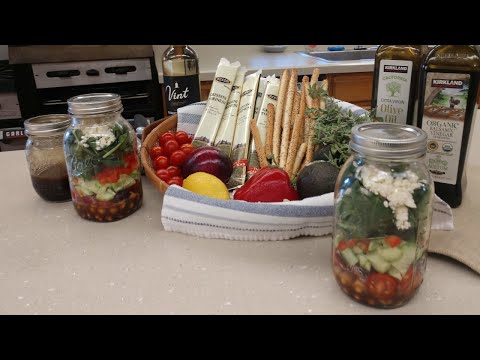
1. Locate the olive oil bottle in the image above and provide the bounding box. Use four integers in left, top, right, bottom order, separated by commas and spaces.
417, 45, 480, 208
371, 45, 422, 125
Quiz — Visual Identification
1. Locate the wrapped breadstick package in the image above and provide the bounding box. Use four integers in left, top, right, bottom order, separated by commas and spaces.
192, 58, 241, 148
246, 75, 280, 178
227, 70, 262, 189
253, 77, 268, 121
213, 67, 247, 156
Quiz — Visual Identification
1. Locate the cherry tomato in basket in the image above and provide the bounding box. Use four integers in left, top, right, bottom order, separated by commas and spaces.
155, 168, 171, 183
167, 176, 183, 187
170, 150, 187, 167
366, 273, 398, 301
159, 132, 175, 146
164, 139, 180, 156
175, 131, 189, 145
180, 143, 195, 155
166, 165, 182, 178
153, 155, 169, 170
150, 146, 164, 160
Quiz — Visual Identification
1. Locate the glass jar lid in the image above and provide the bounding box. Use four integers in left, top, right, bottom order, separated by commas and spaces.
350, 122, 427, 159
24, 114, 71, 136
67, 93, 123, 115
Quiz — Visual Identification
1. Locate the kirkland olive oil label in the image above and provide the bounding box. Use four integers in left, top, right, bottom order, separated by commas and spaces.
421, 72, 470, 185
164, 74, 201, 115
376, 60, 413, 124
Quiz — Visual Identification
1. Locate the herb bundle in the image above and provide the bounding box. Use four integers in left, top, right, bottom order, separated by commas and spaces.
307, 91, 377, 168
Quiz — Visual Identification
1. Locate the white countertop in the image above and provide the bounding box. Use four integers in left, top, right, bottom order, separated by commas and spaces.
153, 45, 375, 82
0, 112, 479, 314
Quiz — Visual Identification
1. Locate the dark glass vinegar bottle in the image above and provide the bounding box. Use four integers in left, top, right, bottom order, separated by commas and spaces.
372, 45, 422, 125
417, 45, 480, 208
162, 45, 201, 115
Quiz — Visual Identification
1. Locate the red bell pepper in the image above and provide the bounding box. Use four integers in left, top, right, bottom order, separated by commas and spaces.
233, 167, 299, 203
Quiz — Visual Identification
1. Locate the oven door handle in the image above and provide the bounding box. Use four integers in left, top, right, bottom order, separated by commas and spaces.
121, 94, 149, 100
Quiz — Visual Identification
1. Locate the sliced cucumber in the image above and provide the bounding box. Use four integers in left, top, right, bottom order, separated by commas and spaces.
357, 254, 371, 272
333, 234, 342, 248
341, 248, 359, 267
112, 174, 136, 192
391, 243, 417, 276
366, 252, 391, 274
379, 247, 403, 262
388, 267, 403, 280
352, 246, 363, 255
96, 187, 116, 201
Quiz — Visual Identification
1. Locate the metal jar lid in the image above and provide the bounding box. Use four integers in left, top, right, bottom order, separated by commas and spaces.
24, 114, 71, 136
67, 93, 123, 115
350, 122, 428, 159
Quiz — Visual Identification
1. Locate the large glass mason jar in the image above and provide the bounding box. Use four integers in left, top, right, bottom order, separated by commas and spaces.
63, 93, 143, 222
332, 123, 433, 308
25, 114, 71, 202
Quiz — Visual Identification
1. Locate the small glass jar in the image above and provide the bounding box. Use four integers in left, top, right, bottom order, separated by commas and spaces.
63, 93, 143, 222
332, 123, 434, 309
24, 114, 71, 202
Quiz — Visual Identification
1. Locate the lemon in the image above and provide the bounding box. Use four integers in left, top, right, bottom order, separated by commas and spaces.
182, 172, 230, 200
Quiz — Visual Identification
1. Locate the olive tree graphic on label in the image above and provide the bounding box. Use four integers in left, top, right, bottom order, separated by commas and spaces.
386, 81, 401, 97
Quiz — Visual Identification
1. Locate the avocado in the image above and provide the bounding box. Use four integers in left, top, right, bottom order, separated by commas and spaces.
296, 161, 339, 199
313, 144, 331, 161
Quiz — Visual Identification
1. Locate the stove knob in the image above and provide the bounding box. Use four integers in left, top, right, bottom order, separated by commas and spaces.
86, 69, 99, 76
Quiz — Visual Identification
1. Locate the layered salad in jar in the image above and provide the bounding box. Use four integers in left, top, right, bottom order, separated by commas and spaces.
333, 158, 433, 308
64, 122, 142, 222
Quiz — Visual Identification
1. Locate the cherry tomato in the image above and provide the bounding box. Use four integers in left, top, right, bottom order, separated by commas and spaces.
337, 239, 356, 252
180, 143, 195, 155
175, 131, 189, 145
150, 146, 164, 160
155, 168, 171, 183
167, 176, 183, 186
170, 149, 187, 167
366, 273, 398, 301
159, 132, 175, 146
163, 139, 180, 156
356, 239, 370, 253
166, 165, 182, 178
398, 266, 424, 297
153, 155, 169, 170
385, 235, 402, 248
187, 135, 193, 143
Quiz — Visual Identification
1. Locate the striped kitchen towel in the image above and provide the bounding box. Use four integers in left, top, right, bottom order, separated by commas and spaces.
161, 185, 453, 241
177, 101, 207, 136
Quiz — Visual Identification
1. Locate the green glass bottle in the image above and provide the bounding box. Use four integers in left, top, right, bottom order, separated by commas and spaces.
371, 45, 422, 125
417, 45, 480, 208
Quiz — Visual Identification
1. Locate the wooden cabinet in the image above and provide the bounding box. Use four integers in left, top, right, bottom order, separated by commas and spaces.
201, 81, 212, 101
326, 72, 373, 110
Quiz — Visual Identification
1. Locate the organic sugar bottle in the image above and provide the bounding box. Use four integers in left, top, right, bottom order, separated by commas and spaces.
417, 45, 480, 208
371, 45, 422, 125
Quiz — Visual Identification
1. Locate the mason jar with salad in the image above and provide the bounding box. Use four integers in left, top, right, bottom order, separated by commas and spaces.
63, 93, 142, 222
332, 123, 433, 308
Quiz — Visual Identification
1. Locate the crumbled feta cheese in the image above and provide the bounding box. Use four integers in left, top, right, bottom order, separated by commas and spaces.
359, 164, 422, 230
77, 127, 116, 151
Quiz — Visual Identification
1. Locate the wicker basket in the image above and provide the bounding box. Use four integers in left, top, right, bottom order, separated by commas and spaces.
140, 114, 178, 193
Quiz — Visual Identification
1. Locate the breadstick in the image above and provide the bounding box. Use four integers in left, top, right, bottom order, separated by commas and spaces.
285, 113, 303, 177
249, 118, 268, 168
309, 68, 321, 109
291, 142, 307, 180
298, 77, 308, 144
310, 68, 320, 86
305, 121, 315, 164
273, 69, 289, 164
291, 90, 300, 127
265, 103, 275, 160
320, 79, 329, 110
279, 69, 298, 168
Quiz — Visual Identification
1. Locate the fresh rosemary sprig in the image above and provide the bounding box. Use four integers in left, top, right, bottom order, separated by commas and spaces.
307, 91, 377, 168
